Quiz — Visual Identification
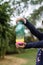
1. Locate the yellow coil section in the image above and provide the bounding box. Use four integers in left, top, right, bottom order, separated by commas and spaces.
16, 39, 24, 42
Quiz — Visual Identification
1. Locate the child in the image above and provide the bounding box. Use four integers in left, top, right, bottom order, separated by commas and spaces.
16, 18, 43, 65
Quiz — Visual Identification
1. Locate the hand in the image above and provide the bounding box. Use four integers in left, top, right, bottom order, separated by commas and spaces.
16, 17, 26, 24
16, 43, 26, 48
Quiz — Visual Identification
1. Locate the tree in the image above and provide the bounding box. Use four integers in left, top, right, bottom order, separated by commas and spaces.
1, 0, 43, 23
0, 2, 13, 59
9, 0, 43, 43
0, 0, 43, 58
28, 3, 43, 25
12, 0, 43, 25
7, 26, 17, 54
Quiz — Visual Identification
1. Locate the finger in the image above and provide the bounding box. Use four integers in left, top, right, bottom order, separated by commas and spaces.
16, 18, 22, 23
15, 43, 19, 48
18, 44, 25, 48
16, 17, 26, 23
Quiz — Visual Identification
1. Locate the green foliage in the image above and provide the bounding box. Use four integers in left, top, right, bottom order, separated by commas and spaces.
7, 26, 17, 54
30, 0, 43, 4
28, 6, 43, 25
15, 49, 37, 65
11, 0, 43, 25
0, 1, 14, 59
13, 0, 43, 27
1, 0, 42, 20
25, 36, 32, 43
38, 28, 43, 32
0, 0, 43, 59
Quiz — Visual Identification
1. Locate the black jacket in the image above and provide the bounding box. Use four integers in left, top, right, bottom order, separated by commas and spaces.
24, 19, 43, 48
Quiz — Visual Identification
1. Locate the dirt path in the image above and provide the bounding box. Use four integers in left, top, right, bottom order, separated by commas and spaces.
0, 56, 27, 65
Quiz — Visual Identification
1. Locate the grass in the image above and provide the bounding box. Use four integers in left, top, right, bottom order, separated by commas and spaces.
14, 49, 38, 65
0, 49, 38, 65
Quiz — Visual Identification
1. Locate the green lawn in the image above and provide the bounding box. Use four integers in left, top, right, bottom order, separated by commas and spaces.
14, 49, 38, 65
0, 49, 38, 65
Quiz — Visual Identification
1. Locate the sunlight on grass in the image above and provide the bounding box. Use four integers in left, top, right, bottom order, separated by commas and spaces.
14, 49, 37, 65
0, 49, 38, 65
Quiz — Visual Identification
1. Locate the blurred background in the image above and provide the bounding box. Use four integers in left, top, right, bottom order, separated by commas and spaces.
0, 0, 43, 65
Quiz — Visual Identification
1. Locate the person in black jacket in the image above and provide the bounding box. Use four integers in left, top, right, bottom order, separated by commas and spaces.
16, 18, 43, 65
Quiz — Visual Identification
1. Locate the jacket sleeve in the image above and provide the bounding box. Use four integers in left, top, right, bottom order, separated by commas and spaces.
24, 40, 43, 48
24, 19, 43, 40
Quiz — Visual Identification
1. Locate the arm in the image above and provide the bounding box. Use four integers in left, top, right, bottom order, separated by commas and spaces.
24, 40, 43, 48
24, 19, 43, 40
16, 17, 43, 40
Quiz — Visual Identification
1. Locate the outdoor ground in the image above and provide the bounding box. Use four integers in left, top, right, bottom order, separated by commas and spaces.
0, 56, 27, 65
0, 49, 37, 65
